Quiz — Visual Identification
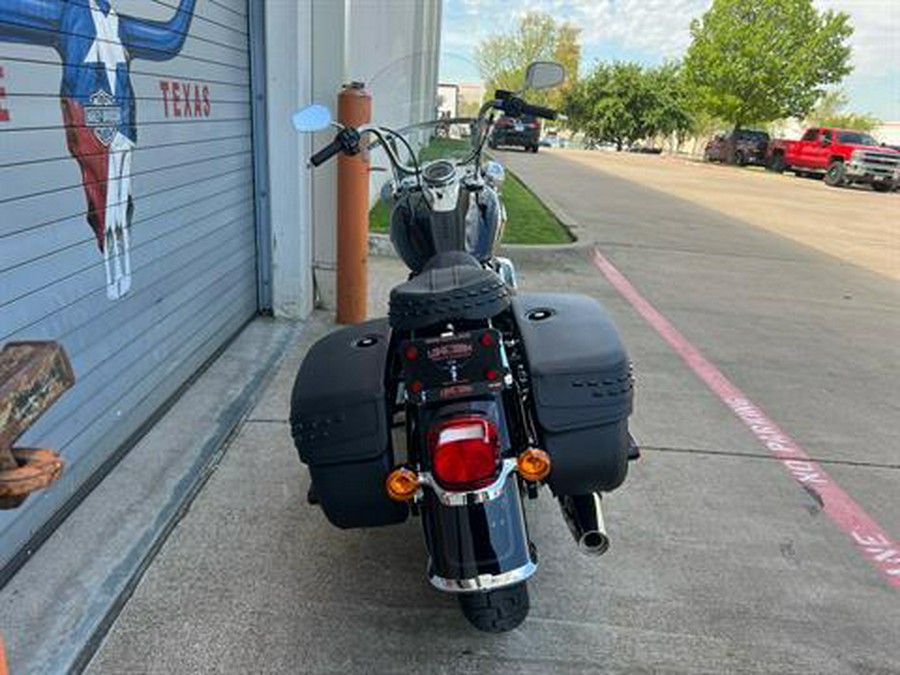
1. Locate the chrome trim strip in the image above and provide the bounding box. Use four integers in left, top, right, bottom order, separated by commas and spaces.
428, 560, 537, 593
418, 458, 517, 506
494, 256, 518, 289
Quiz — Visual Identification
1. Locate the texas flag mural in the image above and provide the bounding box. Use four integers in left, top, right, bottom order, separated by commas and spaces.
0, 0, 197, 299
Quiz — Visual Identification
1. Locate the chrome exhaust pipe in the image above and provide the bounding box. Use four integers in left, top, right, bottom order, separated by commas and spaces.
559, 493, 610, 556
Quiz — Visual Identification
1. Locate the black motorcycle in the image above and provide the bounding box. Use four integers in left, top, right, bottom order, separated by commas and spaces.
290, 61, 636, 632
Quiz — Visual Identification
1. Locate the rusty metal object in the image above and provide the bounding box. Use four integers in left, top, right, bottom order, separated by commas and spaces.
0, 341, 74, 509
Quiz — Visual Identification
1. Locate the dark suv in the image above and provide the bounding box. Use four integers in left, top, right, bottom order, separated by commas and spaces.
704, 129, 770, 166
489, 114, 541, 152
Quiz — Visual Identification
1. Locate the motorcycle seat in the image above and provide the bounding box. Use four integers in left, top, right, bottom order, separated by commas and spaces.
388, 252, 512, 330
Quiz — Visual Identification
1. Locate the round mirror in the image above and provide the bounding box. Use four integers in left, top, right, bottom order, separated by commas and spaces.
525, 61, 566, 91
291, 104, 332, 133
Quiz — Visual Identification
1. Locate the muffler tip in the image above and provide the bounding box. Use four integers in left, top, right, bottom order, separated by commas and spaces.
560, 493, 611, 557
578, 530, 610, 556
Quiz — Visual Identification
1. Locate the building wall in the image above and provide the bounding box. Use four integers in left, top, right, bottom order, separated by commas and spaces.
438, 84, 459, 117
264, 0, 313, 319
0, 0, 259, 573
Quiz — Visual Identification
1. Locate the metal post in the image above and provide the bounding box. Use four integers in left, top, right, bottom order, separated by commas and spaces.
336, 82, 371, 324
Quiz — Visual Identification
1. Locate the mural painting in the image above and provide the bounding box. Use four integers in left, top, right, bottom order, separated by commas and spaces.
0, 0, 198, 299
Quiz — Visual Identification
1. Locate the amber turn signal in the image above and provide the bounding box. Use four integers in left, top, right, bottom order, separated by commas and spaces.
386, 467, 420, 502
517, 448, 552, 481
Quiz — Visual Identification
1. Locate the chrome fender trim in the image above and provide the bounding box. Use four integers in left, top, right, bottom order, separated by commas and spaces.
418, 458, 518, 507
428, 560, 537, 593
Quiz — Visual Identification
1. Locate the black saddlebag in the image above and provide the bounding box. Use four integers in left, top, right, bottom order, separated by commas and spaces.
290, 319, 408, 528
512, 293, 633, 495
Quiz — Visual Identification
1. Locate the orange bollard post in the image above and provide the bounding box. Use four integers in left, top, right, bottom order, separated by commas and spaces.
335, 82, 372, 324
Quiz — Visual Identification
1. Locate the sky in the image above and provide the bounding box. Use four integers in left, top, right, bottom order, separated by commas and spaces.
440, 0, 900, 121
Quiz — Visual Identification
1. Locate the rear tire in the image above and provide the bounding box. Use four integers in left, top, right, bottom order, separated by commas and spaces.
734, 150, 747, 166
824, 160, 846, 187
768, 153, 785, 173
872, 182, 893, 193
531, 145, 539, 153
458, 582, 529, 632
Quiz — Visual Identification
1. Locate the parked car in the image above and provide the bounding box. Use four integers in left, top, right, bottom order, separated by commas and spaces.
540, 129, 566, 148
704, 129, 771, 166
489, 114, 541, 152
767, 127, 900, 192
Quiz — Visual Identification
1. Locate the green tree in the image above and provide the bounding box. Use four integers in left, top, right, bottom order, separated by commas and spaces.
645, 62, 694, 141
458, 99, 482, 118
805, 89, 880, 132
684, 0, 853, 132
475, 12, 581, 110
563, 62, 693, 151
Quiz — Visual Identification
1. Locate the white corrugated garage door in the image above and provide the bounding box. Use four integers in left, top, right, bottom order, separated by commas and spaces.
0, 0, 259, 572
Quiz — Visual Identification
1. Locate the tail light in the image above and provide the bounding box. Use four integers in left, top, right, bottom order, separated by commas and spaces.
428, 417, 500, 490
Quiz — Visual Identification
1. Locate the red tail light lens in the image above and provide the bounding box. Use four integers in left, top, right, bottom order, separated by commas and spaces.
429, 417, 500, 490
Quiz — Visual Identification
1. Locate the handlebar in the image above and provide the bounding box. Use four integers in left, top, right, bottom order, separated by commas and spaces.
493, 90, 558, 121
309, 137, 343, 167
309, 127, 361, 167
305, 93, 558, 171
519, 102, 558, 121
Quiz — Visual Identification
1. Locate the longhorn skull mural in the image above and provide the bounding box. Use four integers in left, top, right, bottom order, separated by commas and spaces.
0, 0, 197, 299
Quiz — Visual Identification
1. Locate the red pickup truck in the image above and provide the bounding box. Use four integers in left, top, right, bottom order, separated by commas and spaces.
767, 127, 900, 192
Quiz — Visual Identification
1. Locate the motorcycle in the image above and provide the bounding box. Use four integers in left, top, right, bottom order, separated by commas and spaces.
290, 61, 636, 632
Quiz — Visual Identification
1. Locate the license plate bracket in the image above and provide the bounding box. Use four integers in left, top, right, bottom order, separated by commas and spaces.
401, 329, 506, 404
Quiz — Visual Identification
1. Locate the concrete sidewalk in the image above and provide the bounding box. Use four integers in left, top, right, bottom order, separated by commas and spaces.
0, 317, 316, 674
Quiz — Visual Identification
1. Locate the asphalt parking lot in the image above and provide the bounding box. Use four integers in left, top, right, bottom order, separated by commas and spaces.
85, 148, 899, 674
551, 148, 899, 281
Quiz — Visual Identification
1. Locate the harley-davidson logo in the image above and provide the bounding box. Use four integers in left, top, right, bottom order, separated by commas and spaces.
84, 89, 121, 146
439, 384, 474, 400
427, 342, 474, 362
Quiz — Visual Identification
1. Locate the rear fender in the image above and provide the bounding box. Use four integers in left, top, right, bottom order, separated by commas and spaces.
416, 397, 535, 592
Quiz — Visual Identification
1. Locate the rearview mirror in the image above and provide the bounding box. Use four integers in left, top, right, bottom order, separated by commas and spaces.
524, 61, 566, 91
292, 104, 332, 132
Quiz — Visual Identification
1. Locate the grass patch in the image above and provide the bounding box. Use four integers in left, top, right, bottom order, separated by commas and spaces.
418, 137, 471, 162
368, 136, 571, 244
370, 196, 391, 234
500, 170, 572, 244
